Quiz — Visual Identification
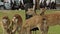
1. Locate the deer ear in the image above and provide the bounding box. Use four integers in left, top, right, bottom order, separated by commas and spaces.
12, 17, 16, 21
2, 19, 7, 23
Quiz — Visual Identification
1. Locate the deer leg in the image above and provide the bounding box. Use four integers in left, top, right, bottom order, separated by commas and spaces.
40, 23, 49, 34
26, 27, 31, 34
20, 27, 27, 34
40, 24, 45, 34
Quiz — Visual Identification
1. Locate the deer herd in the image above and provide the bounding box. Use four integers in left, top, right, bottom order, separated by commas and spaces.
2, 10, 60, 34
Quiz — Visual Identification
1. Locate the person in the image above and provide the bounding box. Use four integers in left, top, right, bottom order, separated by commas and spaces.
4, 0, 11, 10
19, 0, 24, 5
19, 0, 24, 10
51, 0, 56, 9
46, 0, 51, 9
11, 0, 24, 10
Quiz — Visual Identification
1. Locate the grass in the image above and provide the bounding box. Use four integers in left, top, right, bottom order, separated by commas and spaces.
0, 10, 60, 34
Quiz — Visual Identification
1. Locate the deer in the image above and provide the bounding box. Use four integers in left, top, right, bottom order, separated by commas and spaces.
12, 14, 23, 34
42, 12, 60, 34
20, 15, 46, 34
2, 16, 12, 34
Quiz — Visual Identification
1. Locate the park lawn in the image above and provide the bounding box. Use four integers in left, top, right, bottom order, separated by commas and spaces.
0, 10, 60, 34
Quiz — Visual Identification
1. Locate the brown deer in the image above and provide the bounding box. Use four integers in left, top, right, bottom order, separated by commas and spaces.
20, 10, 60, 34
42, 13, 60, 34
12, 14, 23, 34
20, 15, 45, 34
2, 16, 12, 34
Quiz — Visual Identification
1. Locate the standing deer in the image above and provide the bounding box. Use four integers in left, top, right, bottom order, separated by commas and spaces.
2, 16, 12, 34
42, 13, 60, 34
12, 14, 22, 34
20, 15, 46, 34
